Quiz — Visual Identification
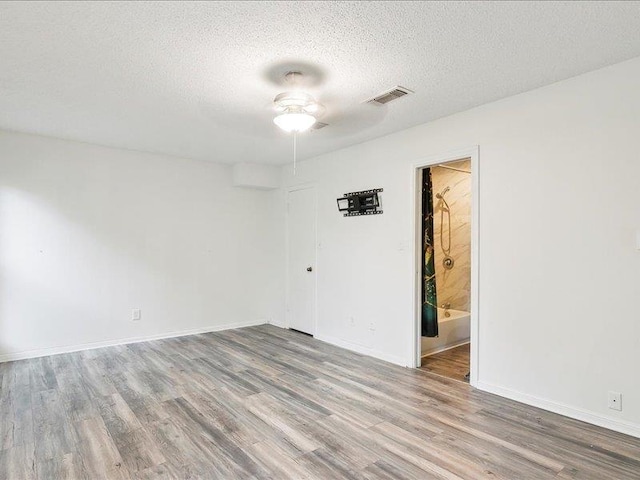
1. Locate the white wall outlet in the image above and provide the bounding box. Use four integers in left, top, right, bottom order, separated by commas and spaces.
608, 391, 622, 411
349, 316, 355, 327
132, 309, 141, 321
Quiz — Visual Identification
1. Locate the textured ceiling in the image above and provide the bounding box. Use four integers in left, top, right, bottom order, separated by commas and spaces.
1, 1, 640, 164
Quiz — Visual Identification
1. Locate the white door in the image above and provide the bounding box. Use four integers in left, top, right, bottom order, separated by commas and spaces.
287, 186, 316, 335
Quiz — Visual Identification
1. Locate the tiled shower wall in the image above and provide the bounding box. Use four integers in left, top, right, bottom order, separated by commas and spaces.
432, 159, 471, 313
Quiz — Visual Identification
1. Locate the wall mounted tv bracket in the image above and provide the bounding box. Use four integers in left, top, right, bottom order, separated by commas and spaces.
336, 188, 383, 217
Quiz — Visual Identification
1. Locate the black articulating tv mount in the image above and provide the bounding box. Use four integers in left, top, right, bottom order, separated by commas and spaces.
336, 188, 383, 217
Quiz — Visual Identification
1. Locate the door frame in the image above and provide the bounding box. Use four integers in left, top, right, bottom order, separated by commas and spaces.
410, 146, 480, 387
285, 183, 318, 335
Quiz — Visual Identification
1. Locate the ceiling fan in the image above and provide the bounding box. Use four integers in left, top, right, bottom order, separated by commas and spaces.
272, 71, 325, 134
269, 70, 410, 173
271, 71, 326, 174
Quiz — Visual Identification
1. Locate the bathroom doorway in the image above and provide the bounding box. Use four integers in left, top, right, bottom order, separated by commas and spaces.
412, 147, 479, 385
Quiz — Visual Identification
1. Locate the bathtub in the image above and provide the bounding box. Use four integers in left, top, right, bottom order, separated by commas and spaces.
421, 308, 470, 357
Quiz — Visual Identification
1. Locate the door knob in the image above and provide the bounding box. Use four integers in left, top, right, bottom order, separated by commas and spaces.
306, 266, 313, 272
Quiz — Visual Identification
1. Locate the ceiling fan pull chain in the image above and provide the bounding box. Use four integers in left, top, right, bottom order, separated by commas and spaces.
293, 131, 297, 176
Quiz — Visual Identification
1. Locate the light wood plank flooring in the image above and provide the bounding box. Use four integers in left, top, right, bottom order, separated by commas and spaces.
421, 343, 471, 383
1, 325, 639, 479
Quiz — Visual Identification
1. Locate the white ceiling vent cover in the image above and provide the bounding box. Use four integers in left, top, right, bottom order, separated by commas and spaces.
365, 86, 414, 105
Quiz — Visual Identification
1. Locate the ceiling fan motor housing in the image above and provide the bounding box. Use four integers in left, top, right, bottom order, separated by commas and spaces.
273, 91, 319, 114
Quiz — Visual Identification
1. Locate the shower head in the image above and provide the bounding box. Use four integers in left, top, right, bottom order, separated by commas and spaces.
435, 186, 450, 199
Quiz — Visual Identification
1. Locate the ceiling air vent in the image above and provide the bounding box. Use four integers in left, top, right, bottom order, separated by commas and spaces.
365, 86, 413, 105
311, 121, 329, 130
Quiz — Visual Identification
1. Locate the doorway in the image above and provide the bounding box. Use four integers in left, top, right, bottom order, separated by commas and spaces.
412, 147, 479, 386
286, 185, 317, 335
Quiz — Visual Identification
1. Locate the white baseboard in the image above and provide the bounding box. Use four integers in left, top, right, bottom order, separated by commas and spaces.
421, 339, 470, 358
477, 380, 640, 439
314, 332, 409, 367
0, 319, 267, 363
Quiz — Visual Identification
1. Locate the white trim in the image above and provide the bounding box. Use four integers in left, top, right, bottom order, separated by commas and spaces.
285, 183, 318, 335
421, 339, 470, 358
315, 332, 408, 367
477, 381, 640, 439
410, 146, 480, 388
267, 317, 287, 328
0, 319, 267, 363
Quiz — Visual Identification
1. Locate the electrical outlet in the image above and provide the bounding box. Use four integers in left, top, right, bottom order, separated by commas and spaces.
349, 316, 355, 327
608, 391, 622, 411
132, 309, 141, 321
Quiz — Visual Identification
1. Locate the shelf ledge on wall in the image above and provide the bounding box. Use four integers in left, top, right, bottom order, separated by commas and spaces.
232, 163, 281, 190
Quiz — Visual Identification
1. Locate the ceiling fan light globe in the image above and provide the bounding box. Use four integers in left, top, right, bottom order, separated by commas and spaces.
273, 112, 316, 133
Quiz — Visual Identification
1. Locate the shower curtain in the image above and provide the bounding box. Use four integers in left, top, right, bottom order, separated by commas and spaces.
421, 168, 438, 337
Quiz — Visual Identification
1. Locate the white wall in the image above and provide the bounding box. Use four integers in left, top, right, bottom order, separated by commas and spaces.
0, 131, 284, 360
2, 56, 638, 439
282, 56, 640, 436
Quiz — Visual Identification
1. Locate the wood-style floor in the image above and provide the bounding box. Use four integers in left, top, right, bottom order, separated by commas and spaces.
421, 343, 470, 383
1, 325, 640, 479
